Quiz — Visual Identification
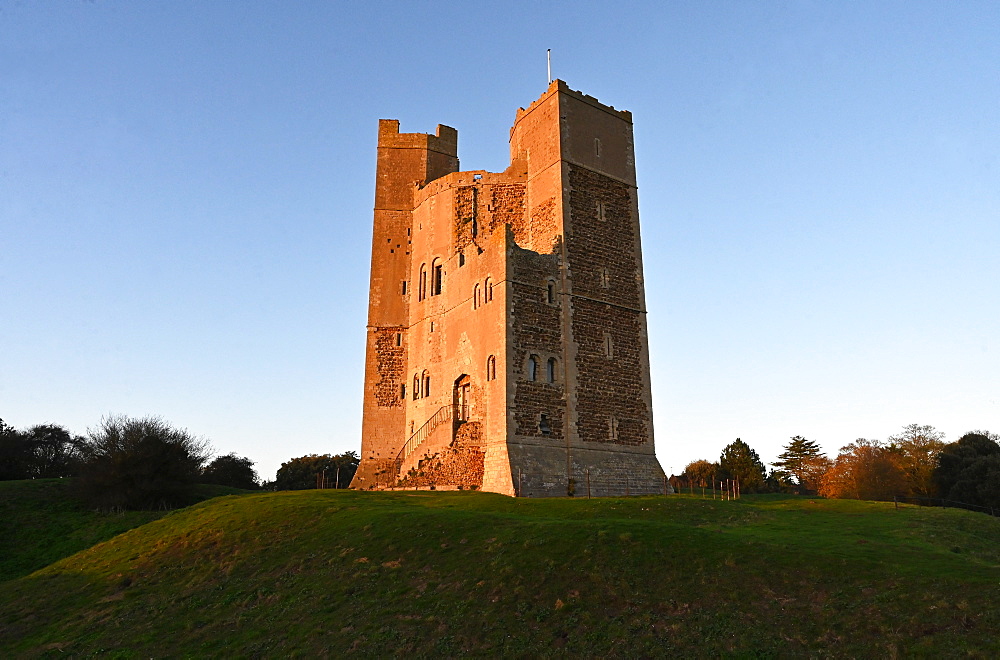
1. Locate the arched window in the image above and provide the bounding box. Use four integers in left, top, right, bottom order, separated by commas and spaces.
413, 374, 420, 400
486, 355, 496, 381
485, 277, 493, 302
546, 357, 557, 383
422, 370, 431, 397
546, 280, 556, 304
473, 283, 481, 309
527, 355, 538, 381
418, 264, 427, 301
431, 259, 443, 296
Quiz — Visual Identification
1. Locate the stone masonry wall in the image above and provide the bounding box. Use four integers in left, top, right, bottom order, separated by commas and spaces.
567, 164, 649, 446
510, 246, 565, 440
372, 328, 405, 408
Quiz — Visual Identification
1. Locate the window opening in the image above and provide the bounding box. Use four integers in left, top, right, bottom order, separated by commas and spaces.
528, 355, 538, 381
486, 355, 496, 381
601, 268, 610, 289
609, 415, 619, 441
432, 259, 443, 296
401, 280, 408, 295
418, 264, 427, 301
547, 358, 557, 383
546, 281, 556, 304
485, 277, 493, 302
473, 283, 481, 309
413, 374, 420, 400
539, 413, 552, 435
396, 332, 402, 346
423, 371, 431, 397
603, 332, 614, 358
459, 252, 466, 266
597, 201, 606, 222
430, 321, 435, 332
400, 384, 406, 400
594, 137, 602, 157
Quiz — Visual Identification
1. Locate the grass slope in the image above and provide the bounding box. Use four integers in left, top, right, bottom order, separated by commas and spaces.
0, 479, 249, 583
2, 490, 999, 657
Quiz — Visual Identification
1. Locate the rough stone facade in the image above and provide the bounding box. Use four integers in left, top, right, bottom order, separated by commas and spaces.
352, 81, 669, 497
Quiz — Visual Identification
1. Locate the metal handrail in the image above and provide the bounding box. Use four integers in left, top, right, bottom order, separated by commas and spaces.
396, 404, 455, 465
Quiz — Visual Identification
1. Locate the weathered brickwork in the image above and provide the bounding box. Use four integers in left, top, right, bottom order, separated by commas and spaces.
566, 166, 641, 307
487, 184, 525, 236
354, 81, 668, 496
372, 328, 405, 407
510, 247, 565, 439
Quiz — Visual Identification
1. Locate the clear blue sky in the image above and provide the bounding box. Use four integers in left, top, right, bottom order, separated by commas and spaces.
3, 1, 998, 481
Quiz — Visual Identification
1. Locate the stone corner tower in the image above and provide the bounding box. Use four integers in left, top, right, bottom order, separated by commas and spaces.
351, 81, 669, 497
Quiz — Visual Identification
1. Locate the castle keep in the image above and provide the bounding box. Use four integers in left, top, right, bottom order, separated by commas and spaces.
351, 81, 668, 496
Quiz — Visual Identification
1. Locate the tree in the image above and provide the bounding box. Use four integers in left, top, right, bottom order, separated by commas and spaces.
0, 419, 30, 480
887, 424, 946, 498
819, 438, 906, 501
272, 452, 359, 490
201, 453, 260, 490
934, 431, 1000, 510
683, 459, 718, 487
772, 436, 827, 493
76, 415, 212, 511
718, 439, 766, 492
21, 424, 85, 478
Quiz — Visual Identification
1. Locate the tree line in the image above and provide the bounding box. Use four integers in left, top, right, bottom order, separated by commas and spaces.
1, 415, 359, 510
678, 424, 1000, 511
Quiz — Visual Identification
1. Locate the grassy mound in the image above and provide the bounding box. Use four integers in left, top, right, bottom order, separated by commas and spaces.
0, 479, 250, 583
2, 490, 998, 656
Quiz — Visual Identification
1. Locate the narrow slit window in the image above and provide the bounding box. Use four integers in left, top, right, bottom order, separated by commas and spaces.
603, 332, 614, 358
486, 355, 496, 381
423, 371, 431, 397
546, 358, 556, 383
594, 137, 602, 157
546, 281, 556, 304
401, 280, 408, 295
596, 201, 606, 222
527, 355, 539, 381
485, 277, 493, 302
609, 415, 619, 441
400, 384, 406, 400
432, 259, 443, 296
418, 264, 427, 301
600, 268, 610, 289
413, 374, 420, 400
396, 332, 402, 346
459, 252, 466, 267
473, 283, 481, 309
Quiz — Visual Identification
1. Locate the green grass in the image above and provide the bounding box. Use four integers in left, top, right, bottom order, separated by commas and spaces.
2, 488, 999, 657
0, 478, 250, 583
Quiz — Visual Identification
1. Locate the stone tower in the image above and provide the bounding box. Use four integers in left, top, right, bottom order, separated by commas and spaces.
352, 81, 668, 496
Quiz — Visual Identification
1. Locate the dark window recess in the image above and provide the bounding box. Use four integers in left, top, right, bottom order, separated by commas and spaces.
539, 414, 552, 435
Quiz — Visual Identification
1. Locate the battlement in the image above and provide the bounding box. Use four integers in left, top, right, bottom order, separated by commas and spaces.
512, 79, 632, 134
378, 119, 458, 156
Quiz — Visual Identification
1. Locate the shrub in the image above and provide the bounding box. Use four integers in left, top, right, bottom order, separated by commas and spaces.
76, 415, 212, 511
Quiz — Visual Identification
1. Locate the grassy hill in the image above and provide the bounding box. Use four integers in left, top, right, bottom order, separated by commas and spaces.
2, 488, 998, 657
0, 479, 249, 583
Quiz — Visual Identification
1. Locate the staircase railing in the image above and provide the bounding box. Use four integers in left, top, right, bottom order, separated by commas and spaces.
396, 404, 455, 467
